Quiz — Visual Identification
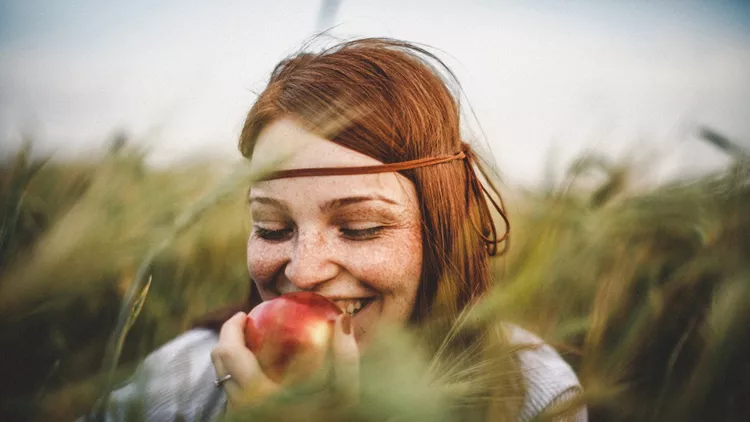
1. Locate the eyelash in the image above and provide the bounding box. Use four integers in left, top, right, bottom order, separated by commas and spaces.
340, 226, 384, 240
253, 226, 385, 241
254, 227, 293, 242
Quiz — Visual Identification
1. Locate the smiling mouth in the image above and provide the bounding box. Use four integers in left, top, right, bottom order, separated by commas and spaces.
331, 297, 376, 316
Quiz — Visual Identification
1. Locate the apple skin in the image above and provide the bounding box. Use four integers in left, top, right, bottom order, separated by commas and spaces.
245, 292, 343, 384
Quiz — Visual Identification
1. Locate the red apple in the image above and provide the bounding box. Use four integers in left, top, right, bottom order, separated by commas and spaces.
245, 292, 343, 384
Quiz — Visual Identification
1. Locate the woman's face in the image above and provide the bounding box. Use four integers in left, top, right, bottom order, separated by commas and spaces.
246, 118, 423, 347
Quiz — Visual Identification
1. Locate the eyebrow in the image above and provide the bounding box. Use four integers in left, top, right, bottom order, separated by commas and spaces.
319, 195, 399, 213
248, 196, 290, 213
248, 195, 399, 213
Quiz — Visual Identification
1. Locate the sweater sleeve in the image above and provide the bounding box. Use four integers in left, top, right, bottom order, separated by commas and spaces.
545, 386, 587, 421
507, 325, 587, 422
80, 329, 227, 422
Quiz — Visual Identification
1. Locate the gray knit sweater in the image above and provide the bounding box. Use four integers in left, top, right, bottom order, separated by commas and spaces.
89, 326, 586, 421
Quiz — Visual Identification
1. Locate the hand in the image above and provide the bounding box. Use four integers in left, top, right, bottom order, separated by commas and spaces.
211, 312, 280, 409
210, 311, 360, 410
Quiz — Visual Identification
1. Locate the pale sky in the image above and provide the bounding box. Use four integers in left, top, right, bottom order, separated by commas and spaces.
1, 0, 749, 186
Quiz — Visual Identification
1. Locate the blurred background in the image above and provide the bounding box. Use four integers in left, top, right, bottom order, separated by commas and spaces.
1, 1, 749, 421
2, 0, 749, 185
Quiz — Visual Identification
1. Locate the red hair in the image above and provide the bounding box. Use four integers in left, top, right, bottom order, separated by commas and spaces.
239, 38, 507, 322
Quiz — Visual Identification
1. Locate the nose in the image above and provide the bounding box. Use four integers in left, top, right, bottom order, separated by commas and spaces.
281, 227, 340, 292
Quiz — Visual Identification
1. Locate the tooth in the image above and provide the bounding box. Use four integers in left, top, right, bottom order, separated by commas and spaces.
346, 303, 355, 314
354, 300, 362, 310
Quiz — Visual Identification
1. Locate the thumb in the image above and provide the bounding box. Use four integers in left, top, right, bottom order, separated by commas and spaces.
332, 313, 359, 402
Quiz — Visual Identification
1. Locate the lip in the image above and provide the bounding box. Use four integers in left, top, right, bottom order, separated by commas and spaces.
323, 295, 377, 301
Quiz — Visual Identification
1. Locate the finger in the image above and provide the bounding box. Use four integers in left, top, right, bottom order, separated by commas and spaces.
218, 311, 248, 348
212, 312, 247, 371
213, 349, 279, 409
211, 313, 250, 404
211, 312, 280, 407
211, 312, 244, 380
332, 313, 359, 402
215, 312, 261, 387
211, 355, 248, 408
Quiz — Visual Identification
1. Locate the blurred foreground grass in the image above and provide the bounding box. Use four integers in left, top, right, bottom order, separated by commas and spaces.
0, 141, 748, 421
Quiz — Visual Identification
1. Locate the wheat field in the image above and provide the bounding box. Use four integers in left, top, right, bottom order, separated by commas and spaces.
0, 137, 748, 421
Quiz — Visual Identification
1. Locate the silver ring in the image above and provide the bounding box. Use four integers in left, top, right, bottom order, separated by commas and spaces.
214, 374, 232, 387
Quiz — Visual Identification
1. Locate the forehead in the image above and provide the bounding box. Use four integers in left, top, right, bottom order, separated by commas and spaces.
249, 118, 418, 207
250, 118, 383, 171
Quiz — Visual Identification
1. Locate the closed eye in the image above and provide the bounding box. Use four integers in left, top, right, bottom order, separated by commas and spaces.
340, 226, 385, 240
254, 226, 294, 241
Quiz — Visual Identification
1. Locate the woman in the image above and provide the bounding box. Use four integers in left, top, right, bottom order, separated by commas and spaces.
91, 38, 585, 421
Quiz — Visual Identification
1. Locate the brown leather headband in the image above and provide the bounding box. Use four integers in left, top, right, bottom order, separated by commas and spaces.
263, 150, 467, 180
260, 145, 509, 256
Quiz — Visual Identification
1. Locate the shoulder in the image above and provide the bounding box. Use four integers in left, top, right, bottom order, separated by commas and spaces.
101, 329, 225, 422
505, 324, 587, 421
140, 328, 218, 370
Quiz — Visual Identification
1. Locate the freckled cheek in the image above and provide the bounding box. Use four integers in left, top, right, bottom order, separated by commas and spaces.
356, 233, 423, 294
246, 239, 286, 288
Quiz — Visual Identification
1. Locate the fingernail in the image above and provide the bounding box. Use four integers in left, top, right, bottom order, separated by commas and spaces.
341, 313, 352, 335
